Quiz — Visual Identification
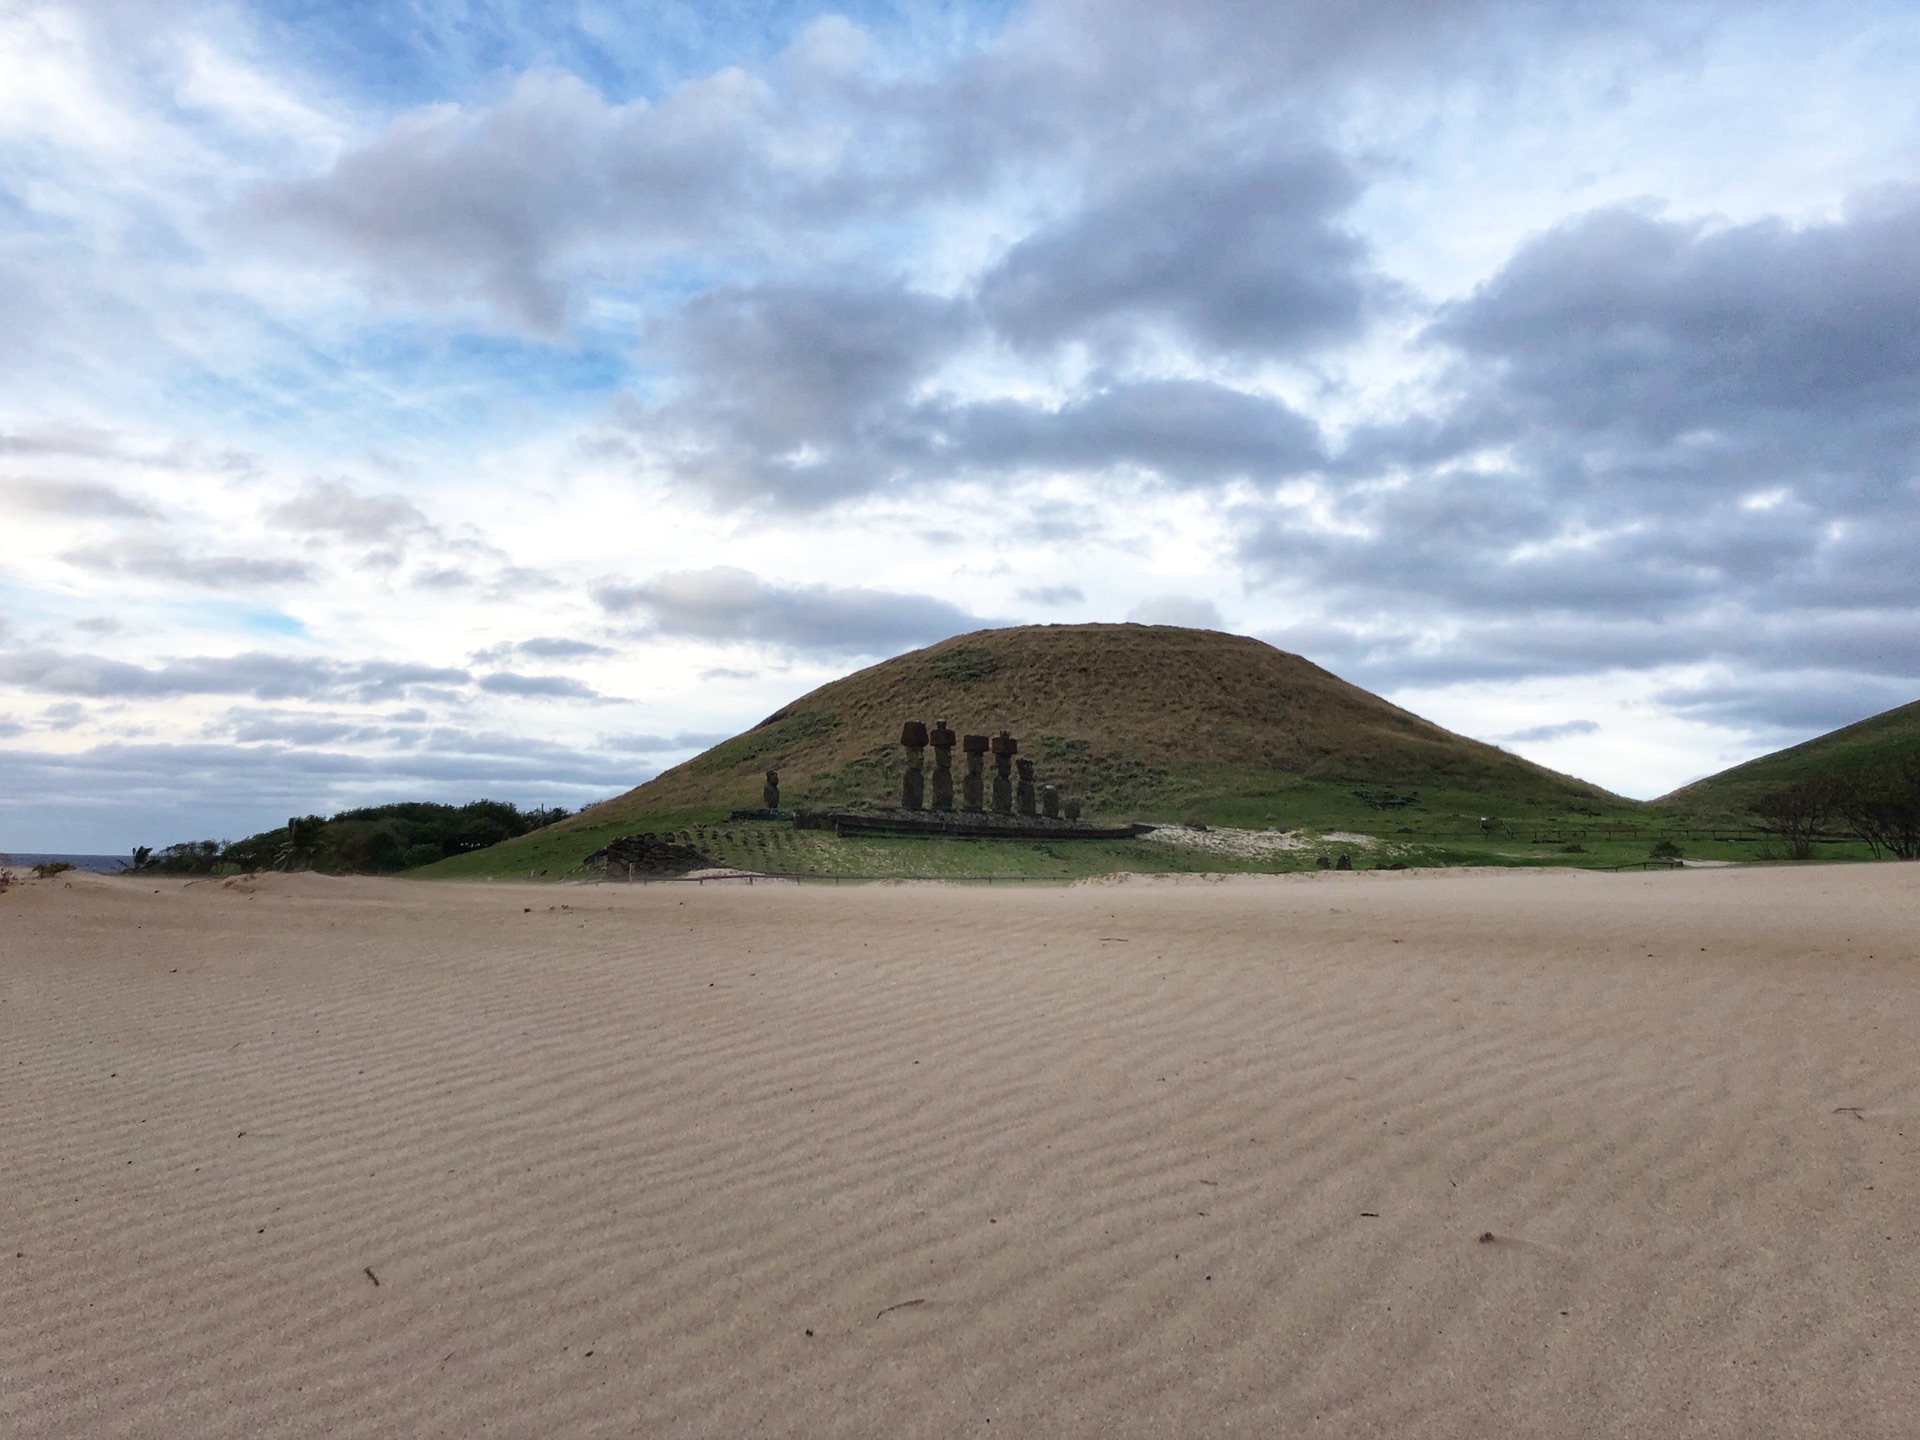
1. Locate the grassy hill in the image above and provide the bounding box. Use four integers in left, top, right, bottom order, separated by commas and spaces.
423, 624, 1652, 879
1659, 699, 1920, 820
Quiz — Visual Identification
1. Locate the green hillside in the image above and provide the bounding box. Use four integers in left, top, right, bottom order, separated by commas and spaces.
1659, 699, 1920, 819
422, 624, 1651, 879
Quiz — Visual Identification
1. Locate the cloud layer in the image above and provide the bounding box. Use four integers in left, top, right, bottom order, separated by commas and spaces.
594, 567, 998, 653
3, 0, 1918, 846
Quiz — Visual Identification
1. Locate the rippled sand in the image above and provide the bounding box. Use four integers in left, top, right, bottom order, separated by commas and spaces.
3, 864, 1915, 1437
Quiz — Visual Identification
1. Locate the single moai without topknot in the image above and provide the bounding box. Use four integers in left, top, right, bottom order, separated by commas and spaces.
1063, 798, 1082, 821
990, 730, 1017, 815
1040, 783, 1060, 819
961, 734, 988, 811
1015, 757, 1037, 817
763, 769, 780, 811
901, 720, 928, 810
929, 720, 956, 810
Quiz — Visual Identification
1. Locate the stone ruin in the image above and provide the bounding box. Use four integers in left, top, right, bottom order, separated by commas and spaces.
893, 720, 1084, 822
900, 721, 928, 809
929, 721, 956, 809
990, 730, 1016, 814
962, 733, 987, 810
585, 832, 711, 877
1015, 757, 1037, 816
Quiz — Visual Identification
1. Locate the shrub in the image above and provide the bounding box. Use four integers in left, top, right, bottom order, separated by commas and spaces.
1752, 777, 1843, 861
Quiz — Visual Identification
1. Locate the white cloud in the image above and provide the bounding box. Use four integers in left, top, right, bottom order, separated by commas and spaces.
1, 0, 1917, 846
1126, 595, 1226, 630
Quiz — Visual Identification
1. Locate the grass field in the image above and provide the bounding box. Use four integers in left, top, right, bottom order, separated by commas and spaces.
410, 627, 1915, 884
421, 807, 1888, 883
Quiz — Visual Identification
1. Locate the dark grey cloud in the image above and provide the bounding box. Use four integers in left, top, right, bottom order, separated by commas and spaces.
945, 380, 1324, 486
978, 151, 1372, 357
236, 1, 1599, 522
600, 730, 730, 753
0, 423, 254, 474
61, 538, 314, 589
470, 637, 616, 663
593, 565, 997, 654
475, 671, 611, 701
0, 649, 470, 703
241, 0, 1624, 339
1257, 607, 1920, 696
635, 290, 1326, 506
1430, 194, 1920, 467
410, 562, 561, 597
1235, 189, 1920, 730
1652, 673, 1920, 742
1018, 584, 1084, 606
1499, 719, 1600, 743
640, 281, 967, 508
264, 479, 430, 542
216, 710, 425, 746
0, 477, 160, 519
246, 65, 784, 332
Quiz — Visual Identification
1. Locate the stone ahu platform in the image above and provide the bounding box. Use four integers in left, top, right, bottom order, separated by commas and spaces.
791, 808, 1148, 841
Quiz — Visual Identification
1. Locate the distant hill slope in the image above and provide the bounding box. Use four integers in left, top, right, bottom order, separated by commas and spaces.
1659, 698, 1920, 818
426, 624, 1637, 876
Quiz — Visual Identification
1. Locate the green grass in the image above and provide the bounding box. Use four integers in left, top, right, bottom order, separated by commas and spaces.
1661, 699, 1920, 819
411, 803, 733, 879
407, 794, 1891, 883
399, 624, 1913, 883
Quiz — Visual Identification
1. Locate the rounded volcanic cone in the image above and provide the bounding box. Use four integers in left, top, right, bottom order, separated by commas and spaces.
456, 624, 1633, 871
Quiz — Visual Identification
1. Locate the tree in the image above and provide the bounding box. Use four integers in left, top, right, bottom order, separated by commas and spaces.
277, 815, 327, 871
1752, 776, 1847, 860
1840, 753, 1920, 860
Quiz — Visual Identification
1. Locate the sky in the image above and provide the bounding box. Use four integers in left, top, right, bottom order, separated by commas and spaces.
2, 0, 1917, 853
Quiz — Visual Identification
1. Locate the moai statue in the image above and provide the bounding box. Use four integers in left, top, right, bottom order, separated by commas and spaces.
961, 734, 988, 811
900, 721, 928, 810
1063, 798, 1082, 821
1040, 784, 1060, 819
990, 730, 1017, 814
1336, 853, 1352, 871
1015, 757, 1037, 816
763, 769, 780, 811
929, 720, 956, 810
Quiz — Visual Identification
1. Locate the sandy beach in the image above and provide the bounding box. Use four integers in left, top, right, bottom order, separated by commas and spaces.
2, 864, 1915, 1438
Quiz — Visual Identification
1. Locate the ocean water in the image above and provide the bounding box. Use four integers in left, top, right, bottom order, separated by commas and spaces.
0, 853, 132, 874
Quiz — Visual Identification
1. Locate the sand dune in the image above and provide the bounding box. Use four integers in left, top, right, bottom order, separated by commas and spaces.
2, 865, 1915, 1437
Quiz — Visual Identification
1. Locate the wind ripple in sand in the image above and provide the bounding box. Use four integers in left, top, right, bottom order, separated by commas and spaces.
2, 866, 1916, 1437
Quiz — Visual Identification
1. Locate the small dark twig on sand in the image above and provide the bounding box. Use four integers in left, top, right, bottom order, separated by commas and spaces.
876, 1298, 926, 1319
1833, 1107, 1865, 1118
364, 1267, 380, 1286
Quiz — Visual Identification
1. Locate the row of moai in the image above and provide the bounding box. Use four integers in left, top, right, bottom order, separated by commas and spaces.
899, 721, 1081, 820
